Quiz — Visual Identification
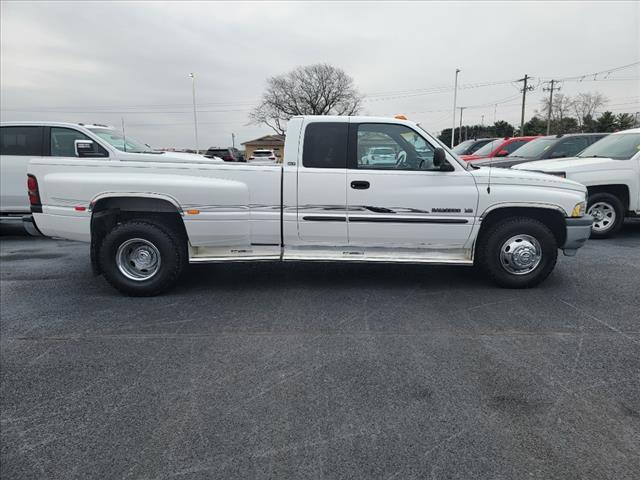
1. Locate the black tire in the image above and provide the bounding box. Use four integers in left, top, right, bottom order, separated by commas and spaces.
587, 192, 624, 239
476, 216, 558, 288
98, 220, 187, 296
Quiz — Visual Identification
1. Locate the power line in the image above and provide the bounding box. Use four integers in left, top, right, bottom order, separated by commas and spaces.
543, 61, 640, 83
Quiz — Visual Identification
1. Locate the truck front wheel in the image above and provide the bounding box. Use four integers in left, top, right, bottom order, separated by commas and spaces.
587, 192, 624, 239
98, 220, 187, 296
476, 217, 558, 288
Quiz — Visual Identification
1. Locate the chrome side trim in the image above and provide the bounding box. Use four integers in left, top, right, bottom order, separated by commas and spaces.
189, 255, 473, 265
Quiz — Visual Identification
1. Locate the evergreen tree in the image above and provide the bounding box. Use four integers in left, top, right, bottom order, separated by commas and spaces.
614, 113, 635, 131
596, 112, 617, 132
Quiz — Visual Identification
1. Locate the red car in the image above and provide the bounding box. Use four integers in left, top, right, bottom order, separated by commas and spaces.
459, 136, 538, 161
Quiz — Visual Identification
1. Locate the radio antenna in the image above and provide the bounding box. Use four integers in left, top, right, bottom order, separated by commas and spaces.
487, 142, 494, 194
121, 117, 127, 153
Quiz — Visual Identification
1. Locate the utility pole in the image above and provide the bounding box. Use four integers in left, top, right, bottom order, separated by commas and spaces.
543, 79, 559, 135
231, 133, 236, 148
493, 104, 497, 123
517, 74, 534, 136
451, 68, 461, 147
481, 114, 485, 127
458, 106, 465, 144
189, 73, 199, 153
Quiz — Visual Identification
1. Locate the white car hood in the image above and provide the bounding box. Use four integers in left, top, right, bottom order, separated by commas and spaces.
470, 165, 585, 192
512, 156, 614, 171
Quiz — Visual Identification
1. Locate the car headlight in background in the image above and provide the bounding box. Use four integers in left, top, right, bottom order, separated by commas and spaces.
571, 201, 587, 217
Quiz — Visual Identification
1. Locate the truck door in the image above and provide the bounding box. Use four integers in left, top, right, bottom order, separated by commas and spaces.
346, 122, 478, 250
296, 120, 349, 245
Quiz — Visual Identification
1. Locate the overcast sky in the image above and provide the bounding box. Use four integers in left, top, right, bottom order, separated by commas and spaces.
1, 1, 639, 149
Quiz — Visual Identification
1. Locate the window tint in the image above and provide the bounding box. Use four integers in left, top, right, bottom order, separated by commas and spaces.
550, 137, 589, 158
578, 133, 640, 160
50, 127, 107, 157
473, 139, 502, 156
302, 122, 347, 168
451, 139, 475, 155
0, 126, 44, 156
356, 123, 436, 171
503, 140, 529, 154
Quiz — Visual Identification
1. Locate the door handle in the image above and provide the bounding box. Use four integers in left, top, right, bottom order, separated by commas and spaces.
350, 180, 370, 190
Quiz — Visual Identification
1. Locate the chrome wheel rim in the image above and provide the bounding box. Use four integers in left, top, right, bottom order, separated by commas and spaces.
500, 234, 542, 275
116, 238, 161, 281
588, 202, 616, 233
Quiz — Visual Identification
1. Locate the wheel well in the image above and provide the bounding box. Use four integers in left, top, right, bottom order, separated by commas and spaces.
90, 197, 187, 275
479, 207, 566, 247
587, 185, 629, 210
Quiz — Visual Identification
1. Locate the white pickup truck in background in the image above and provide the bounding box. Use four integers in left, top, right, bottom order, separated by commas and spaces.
25, 116, 592, 295
514, 128, 640, 238
0, 122, 221, 230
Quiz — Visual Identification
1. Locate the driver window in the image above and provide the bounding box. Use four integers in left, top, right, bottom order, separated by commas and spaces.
50, 128, 107, 157
356, 124, 436, 170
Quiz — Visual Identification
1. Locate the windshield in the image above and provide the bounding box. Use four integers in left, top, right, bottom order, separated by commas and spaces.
577, 133, 640, 160
472, 139, 502, 157
451, 140, 476, 154
254, 151, 272, 157
508, 137, 555, 158
88, 128, 151, 153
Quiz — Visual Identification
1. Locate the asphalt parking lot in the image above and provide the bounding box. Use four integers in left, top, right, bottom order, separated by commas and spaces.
1, 222, 639, 480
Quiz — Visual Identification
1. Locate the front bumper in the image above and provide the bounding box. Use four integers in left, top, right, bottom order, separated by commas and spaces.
562, 215, 593, 256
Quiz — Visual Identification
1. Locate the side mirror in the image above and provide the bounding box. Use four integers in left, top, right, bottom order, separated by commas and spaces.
433, 148, 454, 171
496, 149, 509, 157
75, 139, 98, 157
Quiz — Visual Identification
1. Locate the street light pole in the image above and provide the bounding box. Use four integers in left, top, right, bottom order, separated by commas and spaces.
451, 68, 460, 148
189, 73, 199, 153
458, 106, 465, 144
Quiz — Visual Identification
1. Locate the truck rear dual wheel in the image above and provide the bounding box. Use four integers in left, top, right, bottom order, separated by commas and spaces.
476, 217, 558, 288
587, 193, 624, 239
98, 220, 187, 296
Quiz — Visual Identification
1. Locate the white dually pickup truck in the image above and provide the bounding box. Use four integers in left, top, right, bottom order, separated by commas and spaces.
26, 116, 592, 295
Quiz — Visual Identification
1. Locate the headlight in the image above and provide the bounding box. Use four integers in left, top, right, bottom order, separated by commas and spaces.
571, 201, 586, 217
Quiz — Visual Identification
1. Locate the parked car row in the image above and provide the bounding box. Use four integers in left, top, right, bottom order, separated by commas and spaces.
470, 133, 608, 168
204, 146, 244, 162
450, 129, 639, 239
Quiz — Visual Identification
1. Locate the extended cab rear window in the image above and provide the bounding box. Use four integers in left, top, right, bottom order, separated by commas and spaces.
302, 122, 348, 168
0, 126, 44, 156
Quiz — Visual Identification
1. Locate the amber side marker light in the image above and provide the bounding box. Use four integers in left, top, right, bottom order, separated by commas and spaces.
394, 114, 408, 120
186, 209, 200, 215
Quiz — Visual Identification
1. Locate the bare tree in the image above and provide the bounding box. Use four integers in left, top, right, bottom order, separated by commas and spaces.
250, 64, 362, 135
572, 92, 608, 130
540, 93, 574, 124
